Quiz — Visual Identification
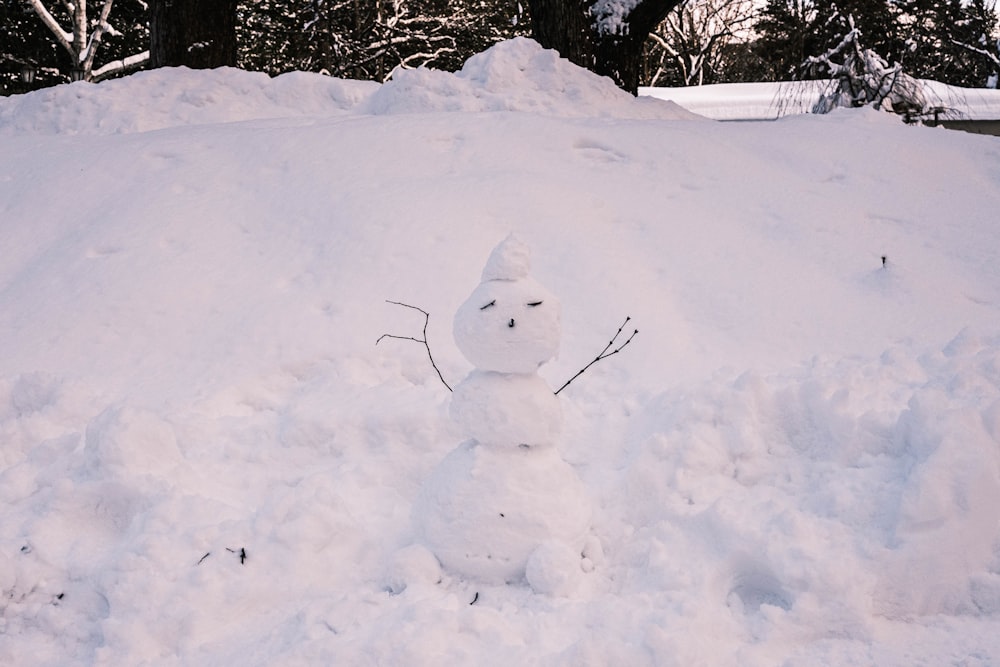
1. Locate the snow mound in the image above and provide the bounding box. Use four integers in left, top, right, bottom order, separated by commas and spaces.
362, 37, 702, 120
3, 57, 1000, 664
0, 68, 378, 136
0, 39, 699, 136
623, 330, 1000, 624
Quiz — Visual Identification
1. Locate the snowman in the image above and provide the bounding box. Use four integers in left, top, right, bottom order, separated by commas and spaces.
410, 234, 598, 596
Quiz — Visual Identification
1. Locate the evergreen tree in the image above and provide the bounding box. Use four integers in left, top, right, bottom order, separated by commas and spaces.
755, 1, 901, 80
753, 0, 823, 80
894, 0, 999, 87
807, 15, 926, 116
753, 0, 1000, 87
816, 0, 898, 61
954, 0, 1000, 87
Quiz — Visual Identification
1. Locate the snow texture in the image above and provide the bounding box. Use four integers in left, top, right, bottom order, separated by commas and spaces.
449, 371, 562, 448
590, 0, 642, 36
412, 442, 592, 585
1, 37, 1000, 666
481, 233, 532, 281
362, 37, 700, 120
454, 279, 560, 374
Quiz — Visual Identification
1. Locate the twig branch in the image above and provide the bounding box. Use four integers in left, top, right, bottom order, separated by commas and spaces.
377, 300, 453, 392
554, 317, 638, 395
226, 547, 247, 565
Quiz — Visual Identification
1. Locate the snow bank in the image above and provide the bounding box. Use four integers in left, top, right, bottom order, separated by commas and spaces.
624, 331, 1000, 625
362, 37, 702, 120
0, 39, 698, 136
1, 38, 1000, 665
0, 67, 378, 136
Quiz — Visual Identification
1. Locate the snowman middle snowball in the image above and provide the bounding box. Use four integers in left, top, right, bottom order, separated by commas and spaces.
412, 234, 593, 591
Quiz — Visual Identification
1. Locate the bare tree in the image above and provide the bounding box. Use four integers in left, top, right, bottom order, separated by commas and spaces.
645, 0, 756, 86
26, 0, 148, 81
239, 0, 526, 82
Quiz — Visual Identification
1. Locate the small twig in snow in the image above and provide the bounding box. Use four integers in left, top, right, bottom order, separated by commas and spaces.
555, 317, 638, 395
377, 300, 453, 392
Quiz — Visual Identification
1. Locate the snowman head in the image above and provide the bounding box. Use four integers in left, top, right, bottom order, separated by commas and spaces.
453, 235, 560, 374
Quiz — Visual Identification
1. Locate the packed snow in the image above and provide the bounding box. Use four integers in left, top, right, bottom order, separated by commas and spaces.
1, 37, 1000, 665
411, 234, 593, 593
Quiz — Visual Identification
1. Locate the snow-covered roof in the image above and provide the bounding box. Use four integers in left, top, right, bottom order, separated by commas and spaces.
640, 80, 1000, 121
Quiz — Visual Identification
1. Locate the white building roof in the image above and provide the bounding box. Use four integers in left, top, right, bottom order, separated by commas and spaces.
640, 80, 1000, 121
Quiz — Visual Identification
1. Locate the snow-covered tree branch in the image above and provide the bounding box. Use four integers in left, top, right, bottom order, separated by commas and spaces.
951, 37, 1000, 88
26, 0, 148, 81
805, 16, 927, 119
91, 50, 150, 81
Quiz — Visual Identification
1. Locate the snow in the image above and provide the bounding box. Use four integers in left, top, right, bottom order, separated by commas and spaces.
480, 232, 532, 281
449, 371, 562, 447
590, 0, 642, 37
1, 35, 1000, 664
412, 441, 592, 586
364, 38, 698, 120
453, 249, 560, 373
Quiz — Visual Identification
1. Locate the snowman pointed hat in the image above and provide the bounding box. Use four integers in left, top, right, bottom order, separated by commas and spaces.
481, 233, 531, 282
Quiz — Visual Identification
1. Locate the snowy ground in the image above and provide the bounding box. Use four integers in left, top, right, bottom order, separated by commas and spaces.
1, 38, 999, 665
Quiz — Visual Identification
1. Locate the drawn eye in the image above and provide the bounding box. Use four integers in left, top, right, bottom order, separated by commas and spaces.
527, 301, 543, 307
480, 300, 496, 310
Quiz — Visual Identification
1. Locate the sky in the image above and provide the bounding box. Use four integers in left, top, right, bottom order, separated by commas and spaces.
1, 37, 999, 666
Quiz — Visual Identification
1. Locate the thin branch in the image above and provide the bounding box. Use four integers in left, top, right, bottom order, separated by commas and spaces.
81, 0, 117, 71
28, 0, 75, 57
554, 317, 638, 395
377, 300, 452, 392
951, 38, 1000, 67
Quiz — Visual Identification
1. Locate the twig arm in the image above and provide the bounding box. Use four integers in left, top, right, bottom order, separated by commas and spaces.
554, 317, 638, 395
377, 300, 453, 392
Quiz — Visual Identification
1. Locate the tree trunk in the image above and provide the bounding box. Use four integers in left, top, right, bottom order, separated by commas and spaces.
150, 0, 237, 69
527, 0, 683, 94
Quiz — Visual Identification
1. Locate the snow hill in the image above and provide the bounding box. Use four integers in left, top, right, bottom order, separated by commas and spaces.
1, 37, 999, 665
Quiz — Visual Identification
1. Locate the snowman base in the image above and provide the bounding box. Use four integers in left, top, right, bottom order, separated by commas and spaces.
413, 440, 592, 589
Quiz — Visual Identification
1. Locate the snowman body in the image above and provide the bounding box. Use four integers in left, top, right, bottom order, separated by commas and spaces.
412, 236, 593, 591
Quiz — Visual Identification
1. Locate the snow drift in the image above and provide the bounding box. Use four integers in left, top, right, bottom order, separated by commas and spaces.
1, 37, 999, 665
